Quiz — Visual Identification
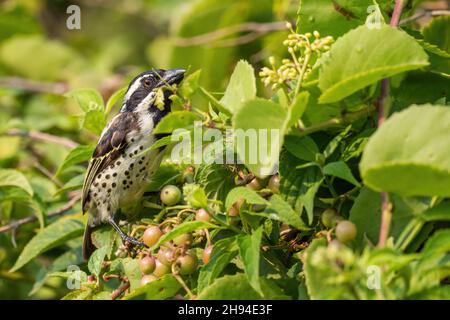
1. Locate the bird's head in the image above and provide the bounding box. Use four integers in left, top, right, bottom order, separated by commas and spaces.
121, 68, 185, 114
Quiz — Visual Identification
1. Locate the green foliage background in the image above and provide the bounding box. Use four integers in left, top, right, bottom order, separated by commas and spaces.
0, 0, 449, 300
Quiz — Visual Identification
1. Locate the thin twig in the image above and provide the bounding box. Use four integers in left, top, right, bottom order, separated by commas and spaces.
172, 22, 287, 47
0, 194, 81, 233
399, 9, 450, 25
377, 0, 404, 247
5, 128, 78, 149
0, 77, 68, 95
111, 281, 130, 300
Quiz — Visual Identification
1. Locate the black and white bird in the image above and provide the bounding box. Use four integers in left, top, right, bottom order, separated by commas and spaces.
81, 68, 185, 260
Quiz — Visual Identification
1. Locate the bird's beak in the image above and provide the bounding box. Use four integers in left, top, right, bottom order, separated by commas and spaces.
161, 68, 185, 86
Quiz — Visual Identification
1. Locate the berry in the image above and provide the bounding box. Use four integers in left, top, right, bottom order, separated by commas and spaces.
157, 247, 175, 266
321, 208, 340, 228
140, 274, 158, 286
335, 220, 357, 243
177, 253, 198, 275
142, 226, 163, 247
268, 174, 280, 193
195, 208, 210, 222
202, 245, 213, 264
153, 259, 171, 277
139, 255, 156, 274
173, 233, 193, 246
247, 178, 263, 190
160, 185, 182, 206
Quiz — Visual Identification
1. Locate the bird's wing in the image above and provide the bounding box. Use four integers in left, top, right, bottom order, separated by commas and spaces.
81, 112, 139, 213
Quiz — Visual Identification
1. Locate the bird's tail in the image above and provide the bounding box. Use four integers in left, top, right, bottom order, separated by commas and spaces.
82, 223, 96, 260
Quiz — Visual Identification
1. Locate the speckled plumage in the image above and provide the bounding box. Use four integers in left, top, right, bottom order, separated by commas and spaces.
82, 68, 185, 259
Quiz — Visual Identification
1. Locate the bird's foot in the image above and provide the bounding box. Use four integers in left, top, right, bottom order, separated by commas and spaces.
121, 233, 146, 248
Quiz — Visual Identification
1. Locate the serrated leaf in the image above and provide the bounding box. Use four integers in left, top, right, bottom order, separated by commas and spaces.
323, 161, 361, 187
220, 60, 256, 114
197, 237, 238, 292
153, 221, 218, 250
81, 109, 106, 136
233, 98, 287, 177
0, 169, 33, 196
56, 145, 94, 177
105, 86, 127, 115
121, 257, 141, 291
180, 70, 202, 98
10, 219, 84, 272
153, 111, 202, 134
122, 274, 181, 300
65, 88, 104, 112
199, 87, 232, 116
87, 246, 108, 278
237, 227, 263, 295
265, 194, 308, 230
287, 91, 309, 129
420, 201, 450, 222
197, 273, 288, 300
284, 135, 318, 162
319, 25, 429, 103
423, 16, 450, 55
279, 151, 323, 225
225, 186, 269, 211
360, 105, 450, 197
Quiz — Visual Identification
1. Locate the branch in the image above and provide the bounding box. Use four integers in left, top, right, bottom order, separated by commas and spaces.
111, 281, 130, 300
399, 9, 450, 25
0, 77, 68, 95
5, 128, 78, 149
172, 21, 286, 47
377, 0, 404, 247
0, 194, 81, 234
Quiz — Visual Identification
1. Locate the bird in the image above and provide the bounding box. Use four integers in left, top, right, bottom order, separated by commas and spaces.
81, 68, 185, 260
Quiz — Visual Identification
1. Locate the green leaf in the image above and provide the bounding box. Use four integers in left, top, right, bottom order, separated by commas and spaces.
153, 111, 202, 134
318, 25, 429, 103
296, 0, 388, 39
420, 201, 450, 222
349, 187, 420, 249
323, 161, 361, 187
225, 186, 269, 211
197, 237, 238, 292
279, 150, 323, 224
10, 219, 84, 272
286, 91, 309, 129
220, 60, 256, 114
180, 70, 202, 99
55, 174, 84, 196
65, 88, 104, 112
423, 16, 450, 55
196, 273, 289, 300
284, 135, 318, 162
198, 87, 232, 116
87, 246, 108, 278
121, 257, 141, 291
360, 105, 450, 197
55, 145, 94, 177
237, 227, 263, 295
265, 194, 308, 230
105, 86, 127, 115
233, 98, 287, 177
153, 221, 217, 250
184, 184, 208, 208
81, 109, 107, 136
122, 274, 181, 300
0, 169, 33, 196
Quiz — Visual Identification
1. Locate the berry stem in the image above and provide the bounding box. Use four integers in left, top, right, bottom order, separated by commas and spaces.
376, 0, 404, 248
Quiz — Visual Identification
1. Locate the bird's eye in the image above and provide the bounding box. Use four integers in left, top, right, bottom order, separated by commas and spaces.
143, 78, 152, 88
